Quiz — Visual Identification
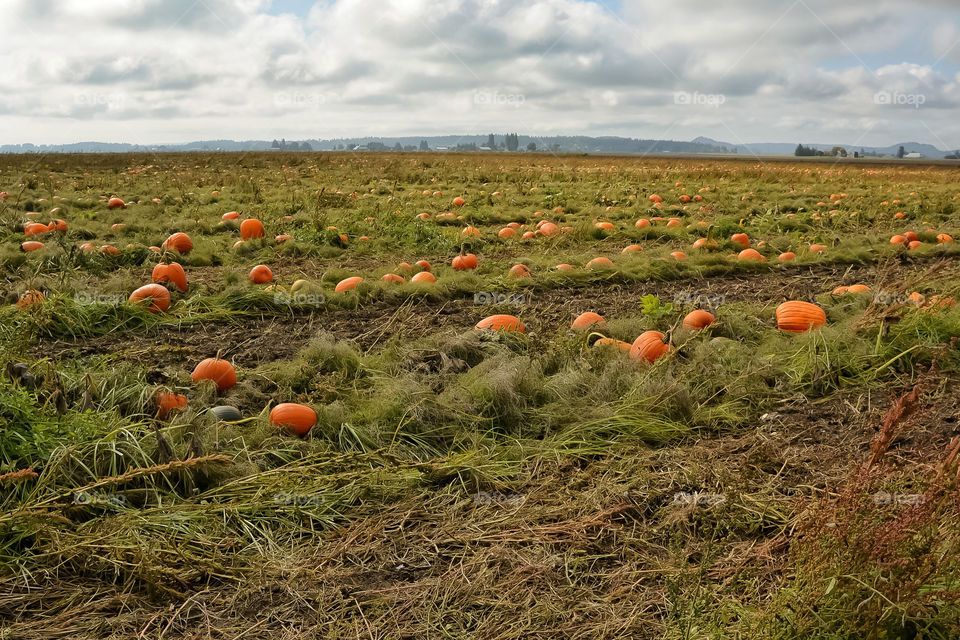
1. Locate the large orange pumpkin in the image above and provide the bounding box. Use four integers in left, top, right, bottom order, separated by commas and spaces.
586, 257, 614, 269
21, 241, 44, 252
682, 310, 715, 330
191, 358, 236, 391
155, 392, 187, 419
571, 312, 605, 331
163, 232, 193, 254
129, 284, 171, 313
249, 265, 273, 284
452, 254, 479, 271
270, 403, 317, 437
776, 301, 826, 333
152, 262, 188, 292
737, 248, 766, 261
336, 276, 363, 292
410, 271, 437, 283
107, 197, 126, 209
240, 219, 265, 240
630, 331, 670, 363
778, 252, 796, 262
539, 222, 559, 237
731, 233, 750, 249
381, 273, 404, 284
475, 314, 525, 333
508, 264, 531, 278
47, 219, 68, 232
24, 222, 50, 237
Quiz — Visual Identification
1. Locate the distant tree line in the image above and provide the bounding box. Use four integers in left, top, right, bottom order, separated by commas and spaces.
271, 138, 312, 151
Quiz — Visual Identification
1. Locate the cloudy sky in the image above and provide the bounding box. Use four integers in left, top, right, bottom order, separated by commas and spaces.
1, 0, 959, 147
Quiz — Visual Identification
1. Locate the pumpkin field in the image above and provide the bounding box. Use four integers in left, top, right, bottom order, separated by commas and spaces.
2, 151, 960, 638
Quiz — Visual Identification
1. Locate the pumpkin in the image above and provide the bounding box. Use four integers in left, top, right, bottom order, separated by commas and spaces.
776, 301, 826, 333
249, 265, 273, 284
462, 226, 481, 237
155, 392, 187, 419
847, 284, 870, 293
415, 260, 431, 272
21, 241, 44, 252
808, 244, 826, 253
679, 194, 691, 204
397, 262, 413, 274
593, 337, 632, 352
107, 197, 126, 209
79, 242, 96, 252
129, 284, 171, 313
222, 211, 240, 220
936, 233, 953, 243
276, 234, 293, 244
381, 273, 404, 284
152, 262, 188, 292
907, 292, 925, 306
924, 294, 956, 310
48, 219, 68, 232
539, 222, 559, 236
452, 197, 466, 207
521, 231, 536, 240
831, 285, 849, 295
509, 264, 532, 277
111, 223, 125, 231
210, 405, 243, 421
666, 218, 681, 228
594, 221, 615, 231
621, 244, 643, 254
890, 235, 907, 245
270, 403, 317, 437
586, 257, 614, 269
410, 271, 437, 283
908, 240, 923, 250
24, 222, 49, 237
571, 312, 605, 331
692, 238, 717, 250
731, 233, 750, 249
738, 248, 766, 261
336, 276, 363, 292
670, 251, 688, 260
630, 331, 670, 363
555, 263, 574, 271
240, 219, 265, 240
476, 314, 525, 332
904, 231, 919, 242
163, 232, 193, 254
101, 245, 119, 256
682, 310, 715, 330
778, 252, 796, 261
192, 358, 236, 391
635, 218, 651, 228
16, 290, 44, 308
649, 194, 663, 203
452, 253, 479, 271
498, 227, 516, 239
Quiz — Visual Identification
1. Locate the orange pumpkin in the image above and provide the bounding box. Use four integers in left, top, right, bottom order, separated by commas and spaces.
692, 238, 717, 250
155, 392, 187, 419
936, 233, 953, 244
475, 314, 525, 332
682, 310, 715, 330
275, 234, 293, 244
847, 284, 870, 293
890, 235, 907, 245
163, 232, 193, 254
508, 264, 532, 278
452, 197, 466, 207
630, 331, 670, 363
555, 263, 574, 271
808, 244, 826, 253
731, 233, 750, 249
21, 241, 44, 252
462, 226, 481, 237
107, 197, 126, 209
778, 252, 796, 262
908, 240, 923, 250
904, 232, 919, 242
240, 219, 265, 240
191, 358, 236, 391
635, 218, 650, 228
16, 290, 44, 308
336, 276, 363, 292
776, 301, 826, 333
586, 257, 614, 269
152, 262, 188, 292
47, 219, 68, 232
270, 403, 317, 437
381, 273, 404, 284
594, 221, 615, 231
415, 260, 431, 272
249, 265, 273, 284
571, 312, 605, 331
738, 248, 766, 261
498, 227, 516, 239
101, 245, 119, 256
593, 337, 632, 352
24, 222, 49, 237
452, 253, 479, 271
222, 211, 240, 220
129, 284, 171, 313
539, 222, 559, 236
410, 271, 437, 283
621, 244, 643, 254
670, 251, 688, 260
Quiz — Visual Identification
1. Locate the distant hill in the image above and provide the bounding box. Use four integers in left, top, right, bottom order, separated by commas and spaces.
0, 136, 950, 158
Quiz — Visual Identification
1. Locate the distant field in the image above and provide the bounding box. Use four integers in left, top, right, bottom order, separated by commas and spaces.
2, 152, 959, 639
